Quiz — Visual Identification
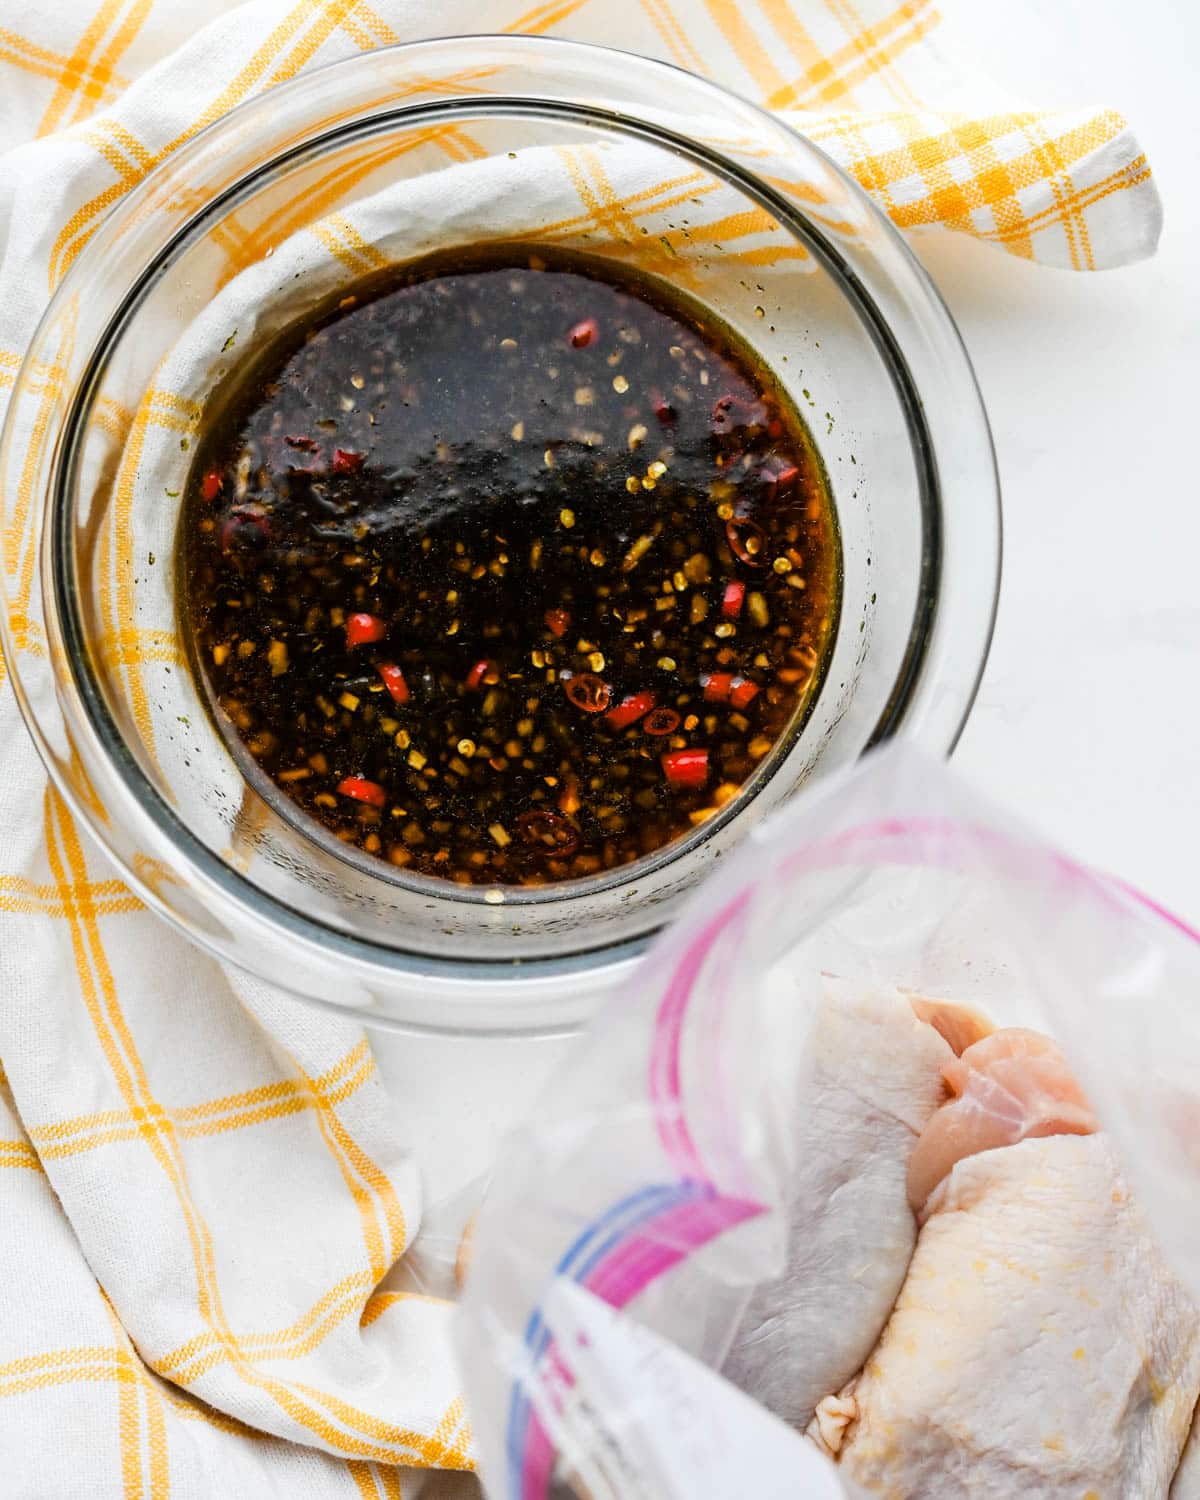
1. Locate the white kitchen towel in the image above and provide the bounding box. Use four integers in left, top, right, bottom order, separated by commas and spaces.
0, 4, 1160, 1499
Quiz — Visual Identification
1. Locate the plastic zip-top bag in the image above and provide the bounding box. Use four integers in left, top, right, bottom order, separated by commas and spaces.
456, 744, 1200, 1500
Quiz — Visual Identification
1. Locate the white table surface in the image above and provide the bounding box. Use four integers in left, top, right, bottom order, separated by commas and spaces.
932, 0, 1200, 928
372, 0, 1200, 1230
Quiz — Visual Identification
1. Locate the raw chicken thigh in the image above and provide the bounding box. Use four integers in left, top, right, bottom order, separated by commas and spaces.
906, 1026, 1100, 1213
809, 1027, 1200, 1499
720, 983, 971, 1428
908, 996, 993, 1057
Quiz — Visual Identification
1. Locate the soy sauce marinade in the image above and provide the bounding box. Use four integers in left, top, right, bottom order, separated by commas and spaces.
181, 246, 839, 886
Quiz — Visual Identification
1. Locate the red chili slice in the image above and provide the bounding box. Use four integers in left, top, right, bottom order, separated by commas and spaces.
711, 394, 736, 432
564, 673, 611, 713
711, 393, 766, 435
200, 468, 222, 502
377, 662, 410, 704
702, 673, 760, 708
465, 659, 498, 691
337, 776, 386, 808
332, 448, 365, 474
285, 434, 319, 452
725, 517, 768, 568
345, 612, 386, 647
568, 318, 598, 349
760, 461, 800, 496
662, 748, 709, 789
517, 808, 580, 858
605, 690, 656, 730
722, 581, 746, 619
544, 608, 572, 638
643, 707, 681, 736
651, 390, 677, 425
218, 507, 270, 555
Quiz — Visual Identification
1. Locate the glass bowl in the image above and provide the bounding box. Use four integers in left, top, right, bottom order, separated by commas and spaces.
0, 36, 999, 1034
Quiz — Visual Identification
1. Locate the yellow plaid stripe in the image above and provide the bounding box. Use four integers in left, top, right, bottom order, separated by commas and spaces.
95, 1290, 163, 1500
3, 0, 1159, 317
0, 872, 139, 918
340, 4, 399, 49
160, 1271, 372, 1380
35, 0, 151, 138
5, 338, 78, 646
49, 0, 325, 285
0, 25, 127, 112
292, 1051, 406, 1283
22, 1044, 376, 1161
153, 1281, 452, 1387
292, 1382, 474, 1471
347, 1459, 407, 1498
0, 1137, 42, 1170
767, 0, 935, 109
541, 148, 814, 275
503, 0, 593, 33
0, 1346, 123, 1398
45, 0, 495, 286
637, 0, 706, 73
39, 795, 288, 1432
96, 386, 194, 763
38, 787, 457, 1465
802, 105, 1136, 267
0, 348, 19, 394
349, 1463, 381, 1499
703, 0, 789, 100
378, 1466, 405, 1500
984, 152, 1152, 250
360, 1289, 453, 1326
268, 0, 376, 86
0, 1338, 261, 1442
210, 107, 491, 285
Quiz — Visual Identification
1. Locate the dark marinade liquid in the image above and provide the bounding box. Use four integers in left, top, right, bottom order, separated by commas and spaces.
181, 245, 840, 886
